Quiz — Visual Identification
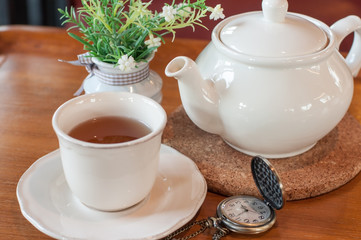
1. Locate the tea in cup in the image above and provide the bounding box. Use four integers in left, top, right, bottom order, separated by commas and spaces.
52, 92, 167, 211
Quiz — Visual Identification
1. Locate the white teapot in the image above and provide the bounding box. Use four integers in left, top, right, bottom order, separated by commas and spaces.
165, 0, 361, 158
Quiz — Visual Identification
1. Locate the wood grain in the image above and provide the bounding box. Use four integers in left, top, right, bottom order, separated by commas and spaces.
0, 25, 360, 240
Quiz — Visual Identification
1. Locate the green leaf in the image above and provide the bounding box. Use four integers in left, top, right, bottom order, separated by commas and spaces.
68, 32, 92, 48
58, 0, 220, 62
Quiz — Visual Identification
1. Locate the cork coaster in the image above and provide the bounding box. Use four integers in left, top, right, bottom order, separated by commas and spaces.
162, 106, 361, 201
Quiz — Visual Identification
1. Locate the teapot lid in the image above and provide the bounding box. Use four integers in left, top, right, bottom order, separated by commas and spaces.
219, 0, 328, 57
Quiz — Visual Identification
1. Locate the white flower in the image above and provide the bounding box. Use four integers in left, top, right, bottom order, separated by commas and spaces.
132, 1, 152, 17
117, 55, 136, 71
177, 3, 192, 18
209, 4, 225, 21
160, 5, 177, 22
145, 35, 161, 49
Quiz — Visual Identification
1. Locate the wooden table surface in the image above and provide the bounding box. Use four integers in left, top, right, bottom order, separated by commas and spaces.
1, 25, 361, 240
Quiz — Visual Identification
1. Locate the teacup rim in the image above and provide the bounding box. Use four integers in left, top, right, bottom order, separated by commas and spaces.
52, 92, 167, 149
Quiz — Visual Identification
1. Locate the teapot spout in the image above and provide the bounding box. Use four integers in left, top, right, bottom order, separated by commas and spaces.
165, 56, 223, 135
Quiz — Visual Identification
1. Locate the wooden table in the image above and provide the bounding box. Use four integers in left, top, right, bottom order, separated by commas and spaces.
1, 25, 360, 240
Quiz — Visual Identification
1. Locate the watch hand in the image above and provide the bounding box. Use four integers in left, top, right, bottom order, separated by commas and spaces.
240, 204, 258, 214
237, 209, 247, 216
248, 209, 258, 214
240, 204, 248, 210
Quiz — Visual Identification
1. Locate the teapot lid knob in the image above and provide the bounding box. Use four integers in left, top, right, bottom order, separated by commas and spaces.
262, 0, 288, 22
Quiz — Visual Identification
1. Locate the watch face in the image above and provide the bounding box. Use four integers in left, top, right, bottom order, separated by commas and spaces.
217, 195, 275, 233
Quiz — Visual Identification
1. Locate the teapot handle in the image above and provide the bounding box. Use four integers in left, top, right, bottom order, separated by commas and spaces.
331, 15, 361, 77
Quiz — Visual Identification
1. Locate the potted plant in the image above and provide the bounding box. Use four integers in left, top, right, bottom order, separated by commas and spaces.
59, 0, 225, 102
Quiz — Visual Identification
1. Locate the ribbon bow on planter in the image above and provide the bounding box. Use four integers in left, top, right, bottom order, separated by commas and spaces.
59, 53, 150, 96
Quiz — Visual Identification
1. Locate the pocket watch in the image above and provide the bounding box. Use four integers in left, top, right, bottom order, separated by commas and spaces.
164, 156, 285, 240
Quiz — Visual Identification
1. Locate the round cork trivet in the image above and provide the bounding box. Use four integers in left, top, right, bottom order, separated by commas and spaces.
162, 106, 361, 201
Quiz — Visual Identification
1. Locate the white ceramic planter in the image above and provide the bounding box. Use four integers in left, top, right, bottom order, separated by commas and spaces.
83, 55, 163, 103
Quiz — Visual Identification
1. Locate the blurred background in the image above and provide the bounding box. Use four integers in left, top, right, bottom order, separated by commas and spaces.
0, 0, 67, 26
0, 0, 360, 50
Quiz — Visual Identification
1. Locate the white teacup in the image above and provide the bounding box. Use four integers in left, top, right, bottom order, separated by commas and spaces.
52, 92, 167, 211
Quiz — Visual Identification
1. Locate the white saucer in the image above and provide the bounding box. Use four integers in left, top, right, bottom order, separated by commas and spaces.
17, 144, 207, 240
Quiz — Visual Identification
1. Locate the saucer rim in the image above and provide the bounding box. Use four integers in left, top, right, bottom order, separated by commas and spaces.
16, 144, 207, 240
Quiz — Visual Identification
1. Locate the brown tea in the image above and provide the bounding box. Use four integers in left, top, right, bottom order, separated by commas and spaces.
68, 116, 151, 144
